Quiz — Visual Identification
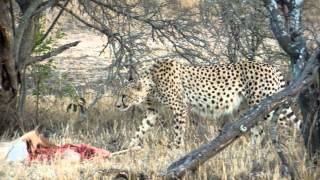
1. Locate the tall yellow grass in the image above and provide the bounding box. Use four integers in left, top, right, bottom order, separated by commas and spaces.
0, 94, 319, 179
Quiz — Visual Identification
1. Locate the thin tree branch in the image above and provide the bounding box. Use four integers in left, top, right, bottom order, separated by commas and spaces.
32, 0, 58, 16
161, 49, 320, 179
90, 0, 172, 29
56, 3, 122, 44
56, 3, 103, 32
25, 41, 80, 66
37, 0, 69, 45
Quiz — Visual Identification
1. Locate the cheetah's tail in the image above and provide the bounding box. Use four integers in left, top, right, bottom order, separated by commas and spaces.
279, 107, 302, 129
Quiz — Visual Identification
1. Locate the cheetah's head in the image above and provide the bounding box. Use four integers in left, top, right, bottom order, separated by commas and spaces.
116, 81, 148, 111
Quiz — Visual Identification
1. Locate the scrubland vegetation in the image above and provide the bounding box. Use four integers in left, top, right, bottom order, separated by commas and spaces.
1, 94, 319, 179
0, 0, 319, 179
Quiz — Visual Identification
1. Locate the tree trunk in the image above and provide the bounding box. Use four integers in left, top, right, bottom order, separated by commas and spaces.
264, 0, 320, 158
0, 0, 41, 134
302, 68, 320, 158
0, 0, 20, 134
0, 0, 80, 135
0, 0, 49, 134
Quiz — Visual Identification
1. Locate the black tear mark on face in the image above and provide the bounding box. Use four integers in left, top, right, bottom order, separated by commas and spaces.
121, 94, 128, 108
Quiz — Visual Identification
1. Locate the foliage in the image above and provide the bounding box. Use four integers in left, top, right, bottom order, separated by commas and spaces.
30, 17, 78, 100
58, 77, 78, 99
30, 61, 56, 96
31, 17, 59, 97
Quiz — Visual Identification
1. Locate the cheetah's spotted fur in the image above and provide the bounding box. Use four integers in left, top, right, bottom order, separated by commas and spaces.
116, 59, 300, 148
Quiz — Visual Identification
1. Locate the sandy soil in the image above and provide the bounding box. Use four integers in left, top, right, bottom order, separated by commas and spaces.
52, 27, 110, 88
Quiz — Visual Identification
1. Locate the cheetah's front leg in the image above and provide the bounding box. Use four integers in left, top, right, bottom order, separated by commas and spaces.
129, 108, 160, 148
170, 105, 188, 149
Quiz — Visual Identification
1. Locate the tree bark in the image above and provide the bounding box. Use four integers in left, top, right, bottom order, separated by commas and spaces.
0, 0, 44, 134
0, 0, 79, 134
264, 0, 320, 158
0, 0, 19, 134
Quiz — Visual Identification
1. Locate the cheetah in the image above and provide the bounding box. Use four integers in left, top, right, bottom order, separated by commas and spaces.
116, 59, 300, 148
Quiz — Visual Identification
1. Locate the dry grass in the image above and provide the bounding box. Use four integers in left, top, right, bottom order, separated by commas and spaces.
0, 94, 319, 180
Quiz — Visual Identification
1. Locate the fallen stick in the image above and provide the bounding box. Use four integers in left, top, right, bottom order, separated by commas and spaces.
111, 146, 142, 156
